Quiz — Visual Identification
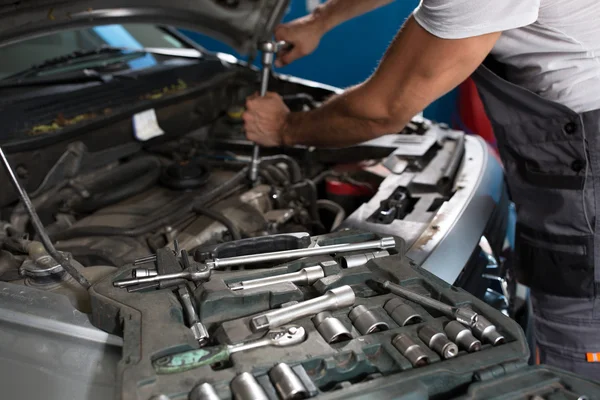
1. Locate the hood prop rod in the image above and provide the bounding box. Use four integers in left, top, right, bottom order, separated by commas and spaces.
0, 147, 91, 289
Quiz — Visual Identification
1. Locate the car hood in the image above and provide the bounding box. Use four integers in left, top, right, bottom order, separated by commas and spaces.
0, 0, 289, 54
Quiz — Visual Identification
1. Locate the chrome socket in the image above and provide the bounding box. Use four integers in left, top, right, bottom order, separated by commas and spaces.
444, 321, 481, 352
230, 372, 268, 400
269, 363, 308, 400
132, 268, 157, 278
418, 325, 458, 359
392, 334, 429, 367
384, 298, 423, 327
189, 383, 220, 400
190, 322, 210, 347
341, 250, 390, 268
471, 315, 505, 346
312, 311, 352, 344
348, 305, 389, 335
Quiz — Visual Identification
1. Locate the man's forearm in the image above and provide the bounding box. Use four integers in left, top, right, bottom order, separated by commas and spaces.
280, 17, 501, 148
282, 86, 410, 147
315, 0, 395, 33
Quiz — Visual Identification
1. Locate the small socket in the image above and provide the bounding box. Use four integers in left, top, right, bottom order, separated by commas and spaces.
348, 305, 389, 335
392, 334, 429, 367
444, 321, 481, 352
418, 325, 458, 359
384, 298, 423, 326
231, 372, 268, 400
189, 383, 220, 400
269, 363, 308, 400
472, 316, 505, 346
190, 322, 210, 347
312, 312, 352, 344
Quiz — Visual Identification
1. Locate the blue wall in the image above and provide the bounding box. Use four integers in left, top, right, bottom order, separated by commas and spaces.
181, 0, 457, 124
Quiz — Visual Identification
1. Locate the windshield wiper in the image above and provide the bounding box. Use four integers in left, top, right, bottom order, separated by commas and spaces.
1, 45, 202, 83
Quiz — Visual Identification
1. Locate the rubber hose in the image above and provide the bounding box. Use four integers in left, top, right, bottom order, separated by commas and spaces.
260, 155, 302, 184
72, 156, 161, 213
50, 167, 249, 241
265, 164, 290, 185
316, 199, 346, 231
193, 207, 242, 240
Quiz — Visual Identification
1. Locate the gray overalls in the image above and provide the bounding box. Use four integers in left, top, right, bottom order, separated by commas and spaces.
473, 59, 600, 380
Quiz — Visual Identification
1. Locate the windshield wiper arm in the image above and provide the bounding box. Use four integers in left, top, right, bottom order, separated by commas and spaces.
1, 45, 202, 83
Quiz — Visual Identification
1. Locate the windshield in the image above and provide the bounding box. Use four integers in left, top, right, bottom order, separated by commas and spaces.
0, 24, 189, 80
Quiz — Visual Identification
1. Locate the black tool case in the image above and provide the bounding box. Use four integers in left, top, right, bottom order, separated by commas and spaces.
89, 230, 600, 400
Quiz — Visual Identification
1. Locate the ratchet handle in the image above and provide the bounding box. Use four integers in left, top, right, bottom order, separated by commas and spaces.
153, 345, 231, 374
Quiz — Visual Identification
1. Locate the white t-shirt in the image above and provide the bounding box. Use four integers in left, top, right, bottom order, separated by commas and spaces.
413, 0, 600, 113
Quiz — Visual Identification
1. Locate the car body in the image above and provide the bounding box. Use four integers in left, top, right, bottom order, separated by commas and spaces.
0, 1, 511, 399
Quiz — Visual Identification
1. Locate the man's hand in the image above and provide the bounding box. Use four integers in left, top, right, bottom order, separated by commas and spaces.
244, 93, 290, 147
274, 14, 325, 67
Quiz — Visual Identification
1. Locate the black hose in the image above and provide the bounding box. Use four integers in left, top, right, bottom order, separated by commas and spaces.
192, 207, 242, 240
49, 167, 249, 241
72, 156, 161, 213
260, 155, 302, 184
265, 164, 290, 185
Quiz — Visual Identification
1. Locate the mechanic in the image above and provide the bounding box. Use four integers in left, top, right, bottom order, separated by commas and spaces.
244, 0, 600, 380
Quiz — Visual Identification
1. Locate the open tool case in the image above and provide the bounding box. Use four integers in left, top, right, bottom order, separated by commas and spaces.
89, 230, 600, 400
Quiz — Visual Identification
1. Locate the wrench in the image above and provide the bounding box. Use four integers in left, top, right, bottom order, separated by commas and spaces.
250, 285, 356, 332
248, 40, 289, 184
114, 237, 395, 288
153, 325, 306, 374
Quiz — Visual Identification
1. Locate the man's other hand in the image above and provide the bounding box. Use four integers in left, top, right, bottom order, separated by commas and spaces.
274, 14, 325, 67
244, 92, 290, 147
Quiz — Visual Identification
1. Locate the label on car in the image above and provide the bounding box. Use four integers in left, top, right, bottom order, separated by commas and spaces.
133, 109, 165, 141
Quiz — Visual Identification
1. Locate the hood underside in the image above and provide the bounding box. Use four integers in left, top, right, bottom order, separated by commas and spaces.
0, 0, 289, 54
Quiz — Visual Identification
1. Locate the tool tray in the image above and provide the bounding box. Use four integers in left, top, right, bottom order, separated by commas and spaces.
89, 230, 600, 399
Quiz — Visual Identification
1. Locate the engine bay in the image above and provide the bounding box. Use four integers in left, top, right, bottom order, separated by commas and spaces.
0, 61, 516, 399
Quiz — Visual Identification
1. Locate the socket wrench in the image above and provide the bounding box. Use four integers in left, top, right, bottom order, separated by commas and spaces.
392, 334, 429, 367
177, 286, 209, 346
231, 372, 269, 400
115, 238, 395, 288
228, 265, 324, 291
269, 363, 308, 400
250, 285, 356, 332
348, 305, 389, 335
312, 311, 352, 344
248, 40, 288, 184
418, 325, 458, 359
444, 321, 481, 352
153, 325, 306, 374
384, 298, 423, 327
189, 383, 220, 400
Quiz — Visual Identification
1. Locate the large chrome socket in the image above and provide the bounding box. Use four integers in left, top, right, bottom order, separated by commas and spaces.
341, 250, 389, 268
471, 315, 505, 345
269, 363, 308, 400
312, 311, 352, 344
230, 372, 268, 400
189, 383, 220, 400
384, 298, 423, 327
392, 334, 429, 367
348, 305, 389, 335
444, 321, 481, 352
418, 325, 458, 359
250, 285, 356, 332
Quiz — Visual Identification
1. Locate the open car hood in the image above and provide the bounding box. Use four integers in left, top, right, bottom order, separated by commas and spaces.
0, 0, 289, 53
